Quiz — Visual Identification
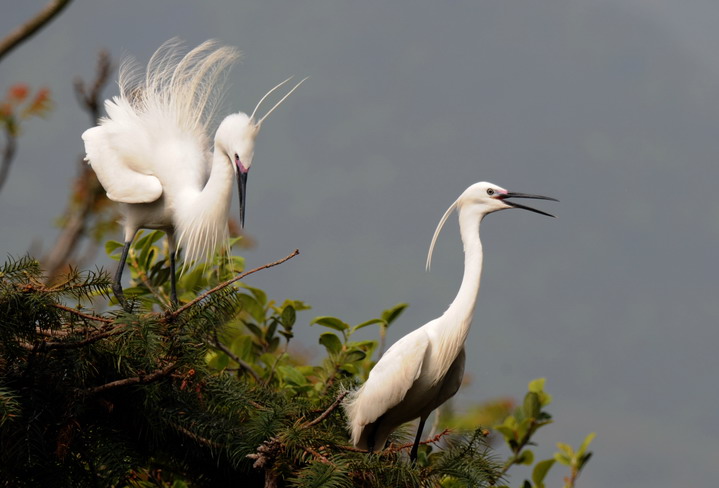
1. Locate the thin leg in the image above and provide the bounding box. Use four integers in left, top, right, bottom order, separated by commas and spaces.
167, 232, 178, 308
113, 241, 132, 312
169, 250, 178, 308
409, 416, 428, 463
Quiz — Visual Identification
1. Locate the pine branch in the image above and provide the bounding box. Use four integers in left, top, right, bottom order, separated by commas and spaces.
51, 303, 113, 323
210, 333, 261, 383
169, 249, 299, 317
302, 391, 348, 429
84, 361, 178, 395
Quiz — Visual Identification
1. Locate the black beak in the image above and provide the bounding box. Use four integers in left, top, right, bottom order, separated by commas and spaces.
500, 192, 558, 218
237, 171, 248, 228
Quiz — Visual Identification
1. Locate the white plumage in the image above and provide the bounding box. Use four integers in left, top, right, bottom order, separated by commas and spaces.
83, 39, 305, 309
344, 181, 557, 461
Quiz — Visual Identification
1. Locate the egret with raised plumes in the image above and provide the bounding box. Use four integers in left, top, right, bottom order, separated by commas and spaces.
82, 39, 305, 309
344, 181, 557, 461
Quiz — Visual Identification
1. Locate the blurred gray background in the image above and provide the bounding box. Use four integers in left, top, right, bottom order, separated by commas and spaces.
2, 1, 718, 486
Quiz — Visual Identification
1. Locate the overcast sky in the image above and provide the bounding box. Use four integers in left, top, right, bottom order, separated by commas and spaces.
2, 1, 719, 486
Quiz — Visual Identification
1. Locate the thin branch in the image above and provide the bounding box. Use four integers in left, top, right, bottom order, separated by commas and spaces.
169, 249, 300, 317
335, 428, 453, 454
40, 327, 127, 351
52, 303, 113, 323
43, 49, 114, 282
172, 423, 222, 450
211, 333, 261, 383
0, 132, 17, 193
84, 362, 178, 395
304, 446, 333, 465
302, 391, 348, 429
0, 0, 73, 64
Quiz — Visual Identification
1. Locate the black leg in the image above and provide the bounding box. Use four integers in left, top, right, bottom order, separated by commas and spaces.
409, 416, 427, 463
113, 241, 132, 312
169, 249, 178, 308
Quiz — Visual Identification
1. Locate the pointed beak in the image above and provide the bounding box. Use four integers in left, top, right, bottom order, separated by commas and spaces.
499, 192, 558, 217
237, 170, 248, 228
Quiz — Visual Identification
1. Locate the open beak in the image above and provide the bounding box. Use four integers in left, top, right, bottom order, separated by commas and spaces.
237, 171, 248, 228
499, 192, 558, 217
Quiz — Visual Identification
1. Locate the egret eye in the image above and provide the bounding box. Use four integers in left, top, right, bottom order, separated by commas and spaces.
234, 153, 240, 163
486, 188, 495, 196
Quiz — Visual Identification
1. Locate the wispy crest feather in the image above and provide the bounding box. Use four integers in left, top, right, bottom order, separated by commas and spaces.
118, 38, 241, 145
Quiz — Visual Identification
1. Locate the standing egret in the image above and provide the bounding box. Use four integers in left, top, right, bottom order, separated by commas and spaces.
82, 39, 305, 309
344, 181, 557, 461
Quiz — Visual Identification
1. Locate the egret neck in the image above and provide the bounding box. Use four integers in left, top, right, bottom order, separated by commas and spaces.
427, 205, 483, 385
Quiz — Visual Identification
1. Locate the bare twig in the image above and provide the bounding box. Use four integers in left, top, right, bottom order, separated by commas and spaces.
0, 0, 73, 64
52, 303, 113, 323
336, 428, 453, 454
302, 391, 349, 429
40, 326, 127, 351
172, 423, 222, 450
43, 50, 114, 282
84, 361, 178, 395
211, 332, 261, 383
0, 132, 17, 193
169, 249, 300, 317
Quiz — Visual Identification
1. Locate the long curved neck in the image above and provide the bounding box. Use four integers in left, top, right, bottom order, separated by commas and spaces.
428, 206, 484, 383
174, 145, 233, 267
445, 206, 484, 335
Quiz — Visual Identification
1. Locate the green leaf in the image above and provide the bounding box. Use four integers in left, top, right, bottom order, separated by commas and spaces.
517, 449, 534, 465
532, 459, 556, 487
105, 240, 124, 259
493, 425, 515, 442
277, 365, 308, 386
281, 305, 296, 329
578, 432, 596, 456
381, 302, 408, 325
528, 378, 546, 394
523, 391, 541, 419
351, 318, 384, 333
344, 350, 366, 362
319, 332, 342, 355
553, 452, 571, 466
310, 316, 349, 332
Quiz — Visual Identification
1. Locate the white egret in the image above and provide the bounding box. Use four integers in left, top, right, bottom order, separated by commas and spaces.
344, 181, 557, 461
82, 39, 305, 309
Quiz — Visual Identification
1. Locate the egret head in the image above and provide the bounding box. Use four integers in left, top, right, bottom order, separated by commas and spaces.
426, 181, 557, 270
216, 77, 307, 228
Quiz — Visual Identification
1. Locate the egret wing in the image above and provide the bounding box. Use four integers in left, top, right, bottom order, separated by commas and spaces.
346, 329, 429, 428
82, 99, 163, 204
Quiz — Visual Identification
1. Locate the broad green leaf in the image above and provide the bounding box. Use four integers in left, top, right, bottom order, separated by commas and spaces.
243, 321, 263, 339
578, 452, 593, 470
352, 318, 384, 333
523, 391, 541, 419
319, 332, 342, 354
344, 350, 366, 362
238, 294, 264, 323
277, 365, 307, 386
381, 302, 408, 325
242, 285, 267, 307
105, 240, 124, 259
556, 442, 574, 457
528, 378, 546, 393
532, 458, 556, 487
578, 432, 596, 455
553, 452, 571, 466
281, 305, 296, 329
493, 425, 515, 442
310, 316, 349, 332
517, 449, 534, 465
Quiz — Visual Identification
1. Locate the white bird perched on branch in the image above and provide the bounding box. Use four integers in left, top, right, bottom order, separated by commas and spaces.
82, 39, 305, 310
343, 181, 557, 461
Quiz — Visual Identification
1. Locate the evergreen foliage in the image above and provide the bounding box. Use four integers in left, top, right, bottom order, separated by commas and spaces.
0, 238, 592, 487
